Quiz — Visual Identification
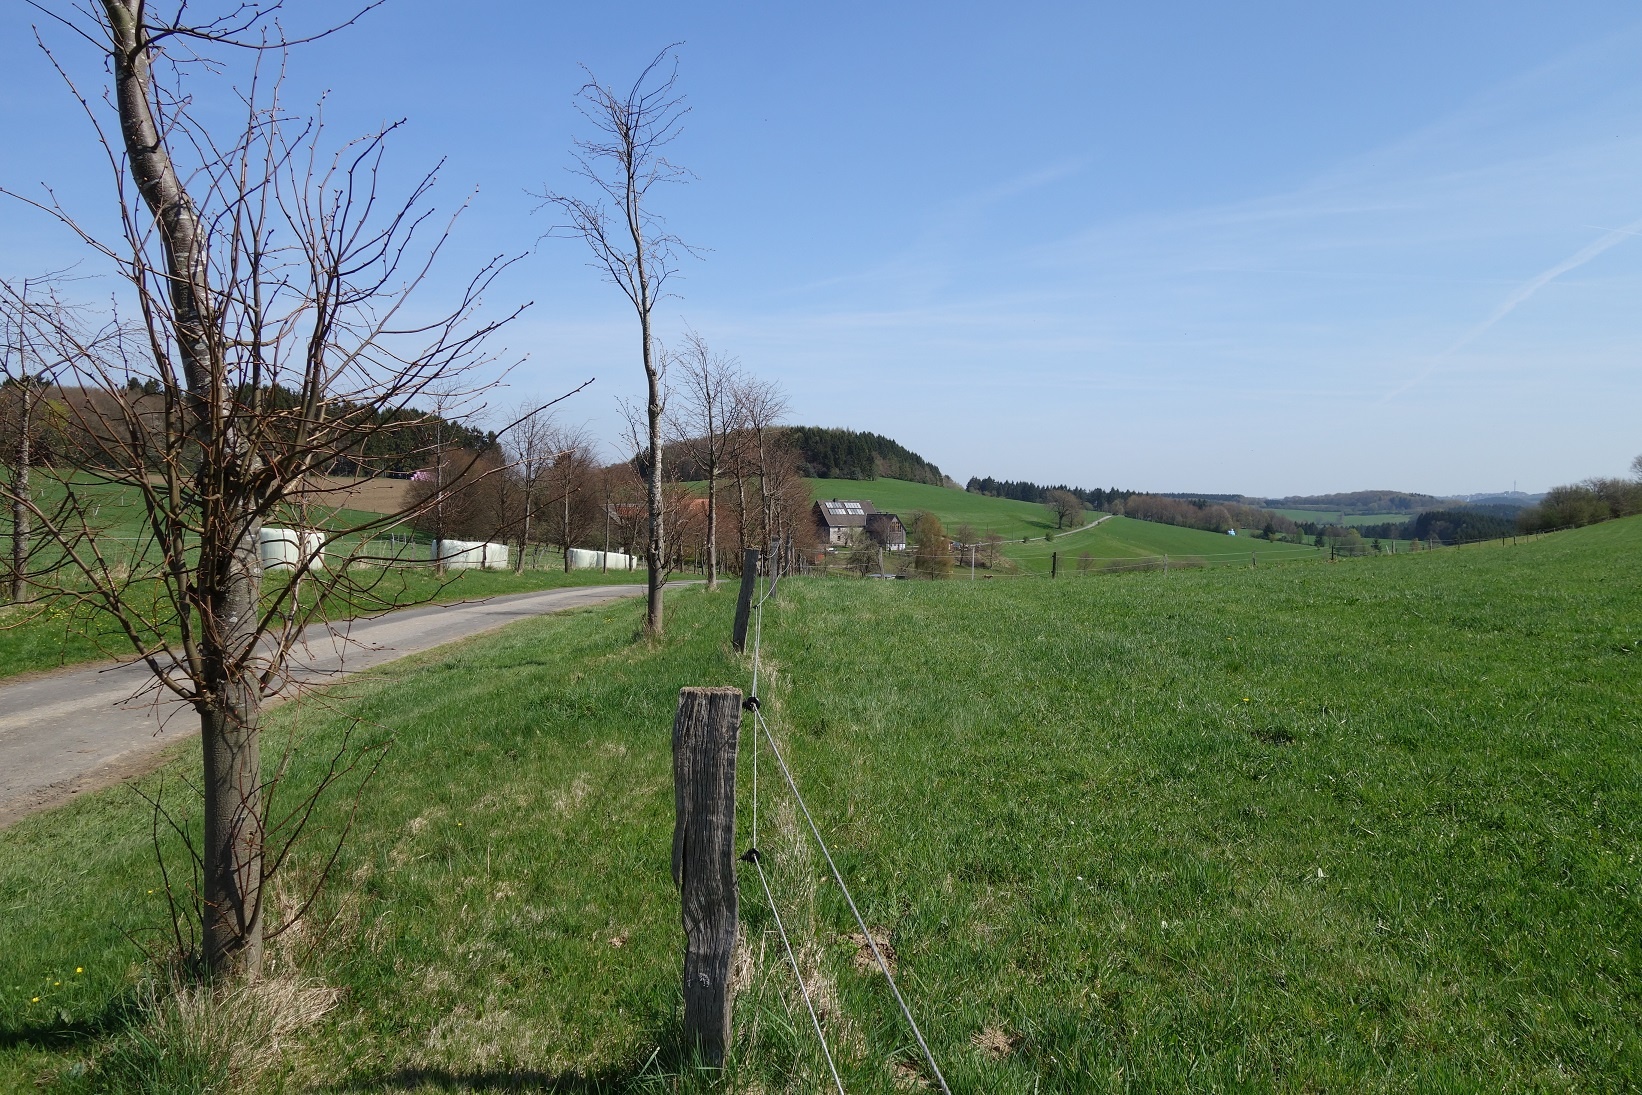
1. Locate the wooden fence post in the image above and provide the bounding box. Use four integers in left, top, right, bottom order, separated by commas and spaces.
672, 686, 743, 1065
1051, 551, 1058, 579
731, 549, 759, 653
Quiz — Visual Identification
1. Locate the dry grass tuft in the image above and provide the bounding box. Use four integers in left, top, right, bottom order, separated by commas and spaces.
842, 928, 896, 975
971, 1024, 1020, 1059
891, 1057, 933, 1089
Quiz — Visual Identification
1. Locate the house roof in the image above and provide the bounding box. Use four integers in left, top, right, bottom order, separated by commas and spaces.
814, 499, 879, 528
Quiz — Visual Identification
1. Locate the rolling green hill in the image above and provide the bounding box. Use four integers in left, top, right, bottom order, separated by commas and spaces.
1000, 515, 1320, 572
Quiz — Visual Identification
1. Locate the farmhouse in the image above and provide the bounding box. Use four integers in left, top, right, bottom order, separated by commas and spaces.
812, 499, 907, 551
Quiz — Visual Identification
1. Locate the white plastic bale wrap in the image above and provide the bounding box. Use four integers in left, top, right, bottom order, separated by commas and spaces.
482, 542, 510, 570
259, 528, 326, 572
567, 548, 637, 571
433, 539, 486, 569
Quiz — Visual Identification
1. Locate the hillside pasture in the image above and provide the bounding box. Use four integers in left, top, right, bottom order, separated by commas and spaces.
807, 477, 1060, 539
998, 515, 1321, 572
2, 518, 1637, 1091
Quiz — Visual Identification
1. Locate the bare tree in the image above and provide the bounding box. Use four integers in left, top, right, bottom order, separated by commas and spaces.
541, 48, 694, 636
1045, 489, 1085, 530
540, 422, 599, 571
728, 376, 788, 572
671, 330, 743, 590
0, 3, 583, 978
0, 277, 79, 603
499, 403, 556, 573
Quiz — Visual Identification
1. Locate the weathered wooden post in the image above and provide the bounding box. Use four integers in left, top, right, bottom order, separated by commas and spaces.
731, 549, 759, 653
672, 686, 743, 1065
1051, 551, 1058, 579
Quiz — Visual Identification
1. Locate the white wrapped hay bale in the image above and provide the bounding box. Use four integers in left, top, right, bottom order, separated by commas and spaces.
482, 542, 509, 570
259, 528, 326, 572
566, 548, 638, 570
433, 539, 486, 569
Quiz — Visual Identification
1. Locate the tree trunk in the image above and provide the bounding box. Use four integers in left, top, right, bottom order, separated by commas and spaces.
199, 509, 266, 976
106, 0, 267, 977
643, 322, 664, 636
705, 467, 718, 591
8, 381, 29, 604
733, 468, 748, 559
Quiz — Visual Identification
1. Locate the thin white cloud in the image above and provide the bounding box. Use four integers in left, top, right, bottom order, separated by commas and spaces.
1381, 214, 1642, 402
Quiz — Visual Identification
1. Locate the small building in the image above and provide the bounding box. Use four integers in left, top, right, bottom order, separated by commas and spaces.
865, 511, 907, 551
812, 499, 907, 551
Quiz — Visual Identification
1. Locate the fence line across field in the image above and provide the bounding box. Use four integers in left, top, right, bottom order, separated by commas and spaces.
740, 553, 953, 1094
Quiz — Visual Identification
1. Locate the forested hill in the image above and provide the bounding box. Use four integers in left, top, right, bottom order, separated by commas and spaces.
1265, 490, 1439, 512
787, 426, 945, 485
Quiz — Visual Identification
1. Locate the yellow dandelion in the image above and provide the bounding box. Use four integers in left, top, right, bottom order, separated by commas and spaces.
31, 997, 39, 1003
75, 967, 83, 974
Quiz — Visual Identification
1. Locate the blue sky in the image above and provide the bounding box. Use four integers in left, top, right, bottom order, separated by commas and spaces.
4, 2, 1641, 495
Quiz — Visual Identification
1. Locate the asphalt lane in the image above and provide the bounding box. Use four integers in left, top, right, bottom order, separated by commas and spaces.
0, 582, 661, 827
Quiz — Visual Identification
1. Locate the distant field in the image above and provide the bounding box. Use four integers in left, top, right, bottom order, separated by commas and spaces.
999, 515, 1320, 573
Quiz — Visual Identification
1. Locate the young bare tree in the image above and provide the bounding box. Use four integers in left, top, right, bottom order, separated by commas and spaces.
499, 403, 557, 573
671, 330, 743, 590
542, 48, 694, 636
727, 375, 789, 572
0, 278, 74, 603
540, 423, 600, 571
0, 3, 580, 978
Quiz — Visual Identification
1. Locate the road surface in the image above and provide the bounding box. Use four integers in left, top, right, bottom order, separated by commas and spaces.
0, 582, 663, 828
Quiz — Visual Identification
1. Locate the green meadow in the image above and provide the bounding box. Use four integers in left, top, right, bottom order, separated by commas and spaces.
1, 516, 1638, 1092
999, 515, 1319, 573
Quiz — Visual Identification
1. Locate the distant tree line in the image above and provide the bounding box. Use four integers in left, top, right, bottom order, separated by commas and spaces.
1517, 459, 1642, 532
1263, 489, 1436, 512
1342, 510, 1517, 544
1117, 494, 1303, 539
966, 476, 1137, 510
786, 426, 945, 485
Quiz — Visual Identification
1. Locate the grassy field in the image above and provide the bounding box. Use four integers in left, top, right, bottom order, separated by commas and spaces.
1, 519, 1638, 1091
998, 515, 1320, 573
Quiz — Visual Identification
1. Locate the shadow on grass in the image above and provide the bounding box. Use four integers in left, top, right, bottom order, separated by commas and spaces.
0, 1018, 106, 1052
328, 1066, 646, 1093
332, 1014, 735, 1094
0, 990, 145, 1052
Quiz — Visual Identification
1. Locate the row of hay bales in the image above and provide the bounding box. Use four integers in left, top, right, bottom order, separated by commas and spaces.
566, 548, 639, 570
257, 529, 513, 572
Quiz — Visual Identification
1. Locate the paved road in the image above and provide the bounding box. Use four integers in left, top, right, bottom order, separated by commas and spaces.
0, 583, 661, 828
